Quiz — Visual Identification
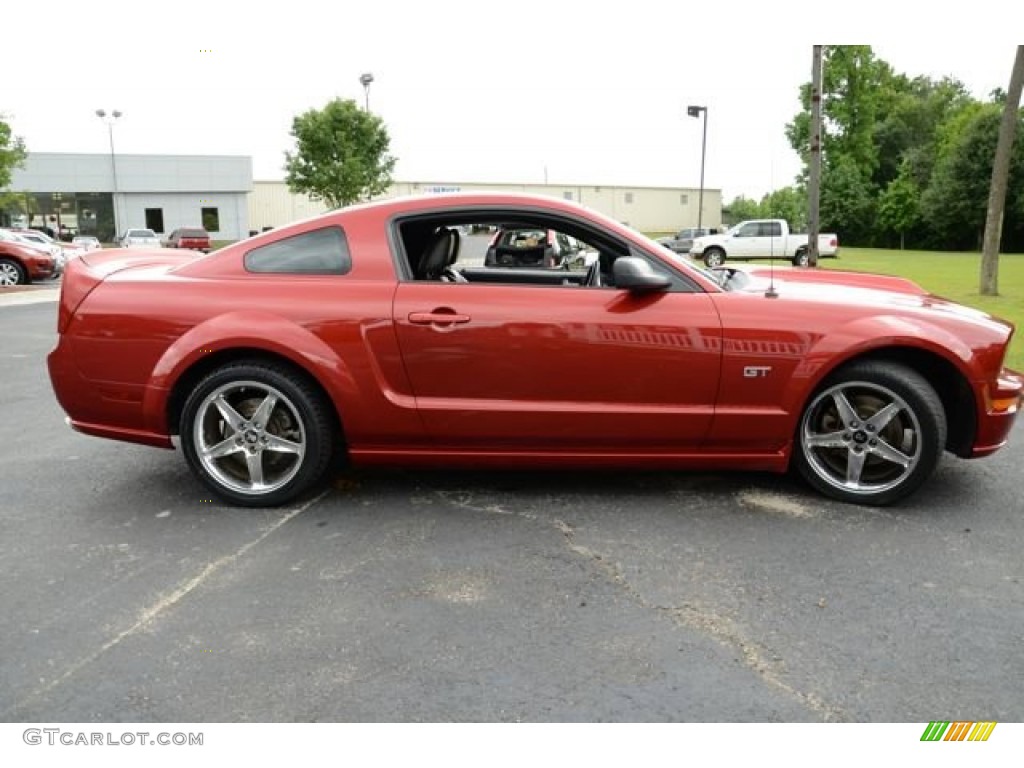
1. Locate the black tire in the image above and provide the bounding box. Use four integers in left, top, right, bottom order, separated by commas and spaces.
703, 248, 725, 268
793, 361, 946, 506
179, 360, 337, 507
793, 248, 809, 267
0, 258, 27, 286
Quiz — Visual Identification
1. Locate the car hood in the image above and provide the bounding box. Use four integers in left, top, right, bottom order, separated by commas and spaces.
726, 265, 1001, 324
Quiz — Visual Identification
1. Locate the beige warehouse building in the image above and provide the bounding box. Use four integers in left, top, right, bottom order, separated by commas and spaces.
249, 180, 722, 235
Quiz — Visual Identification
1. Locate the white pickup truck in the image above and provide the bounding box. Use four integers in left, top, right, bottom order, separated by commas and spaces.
689, 219, 839, 268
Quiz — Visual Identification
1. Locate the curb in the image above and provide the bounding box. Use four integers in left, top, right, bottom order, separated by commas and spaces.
0, 288, 60, 307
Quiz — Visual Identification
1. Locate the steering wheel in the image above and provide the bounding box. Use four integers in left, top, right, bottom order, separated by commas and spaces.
584, 260, 602, 287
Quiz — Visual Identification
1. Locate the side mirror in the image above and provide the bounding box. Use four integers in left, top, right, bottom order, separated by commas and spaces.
613, 257, 671, 294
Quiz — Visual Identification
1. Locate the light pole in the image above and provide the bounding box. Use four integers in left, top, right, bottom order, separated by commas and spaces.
359, 73, 374, 111
95, 109, 122, 241
687, 105, 708, 231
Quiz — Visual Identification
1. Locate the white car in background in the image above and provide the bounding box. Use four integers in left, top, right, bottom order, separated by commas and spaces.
71, 235, 102, 252
120, 228, 162, 248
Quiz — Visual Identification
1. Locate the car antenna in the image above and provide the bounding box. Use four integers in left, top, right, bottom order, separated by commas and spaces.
765, 166, 778, 299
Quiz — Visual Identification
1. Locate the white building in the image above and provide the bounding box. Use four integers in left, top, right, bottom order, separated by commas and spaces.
7, 153, 253, 242
4, 152, 719, 242
249, 180, 722, 235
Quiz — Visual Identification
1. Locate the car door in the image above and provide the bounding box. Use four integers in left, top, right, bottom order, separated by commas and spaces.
725, 222, 759, 258
392, 272, 722, 452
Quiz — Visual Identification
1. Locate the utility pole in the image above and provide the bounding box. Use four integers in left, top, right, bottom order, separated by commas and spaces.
807, 45, 823, 267
687, 105, 708, 230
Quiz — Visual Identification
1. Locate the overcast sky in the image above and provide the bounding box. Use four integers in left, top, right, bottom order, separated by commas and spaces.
3, 1, 1019, 201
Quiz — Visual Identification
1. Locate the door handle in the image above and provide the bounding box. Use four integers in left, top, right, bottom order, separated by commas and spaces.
408, 310, 471, 326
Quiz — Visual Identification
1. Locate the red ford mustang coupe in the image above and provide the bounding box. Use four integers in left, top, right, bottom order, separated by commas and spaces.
47, 194, 1022, 507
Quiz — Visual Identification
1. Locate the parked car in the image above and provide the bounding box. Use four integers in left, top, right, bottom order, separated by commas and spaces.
15, 230, 89, 275
164, 227, 212, 253
690, 220, 839, 268
0, 232, 57, 285
657, 227, 718, 254
484, 227, 584, 267
71, 236, 102, 252
120, 229, 162, 248
47, 193, 1021, 508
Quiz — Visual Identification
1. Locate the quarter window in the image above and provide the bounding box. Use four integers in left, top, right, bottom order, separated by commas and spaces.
244, 227, 352, 274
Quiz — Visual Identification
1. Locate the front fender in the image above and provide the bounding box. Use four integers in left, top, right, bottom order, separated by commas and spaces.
783, 313, 979, 416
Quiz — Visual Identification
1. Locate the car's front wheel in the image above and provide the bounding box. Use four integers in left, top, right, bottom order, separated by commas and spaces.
180, 361, 336, 507
0, 258, 27, 286
703, 248, 725, 268
793, 361, 946, 506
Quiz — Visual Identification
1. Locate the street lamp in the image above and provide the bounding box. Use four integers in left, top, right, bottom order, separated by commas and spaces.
95, 109, 123, 240
687, 105, 708, 231
359, 73, 374, 111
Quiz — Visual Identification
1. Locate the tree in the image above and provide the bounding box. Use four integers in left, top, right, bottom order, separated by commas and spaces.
787, 46, 893, 177
921, 105, 1024, 251
872, 75, 971, 191
819, 155, 877, 244
980, 46, 1024, 296
0, 116, 26, 190
0, 116, 28, 221
722, 195, 762, 225
877, 161, 921, 249
760, 186, 808, 231
284, 99, 396, 209
787, 46, 894, 244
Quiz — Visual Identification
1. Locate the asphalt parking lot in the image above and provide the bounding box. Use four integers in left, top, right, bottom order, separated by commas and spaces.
2, 294, 1022, 722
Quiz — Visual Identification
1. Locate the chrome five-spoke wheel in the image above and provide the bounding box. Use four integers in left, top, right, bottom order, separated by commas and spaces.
194, 381, 306, 495
795, 362, 946, 505
180, 362, 336, 506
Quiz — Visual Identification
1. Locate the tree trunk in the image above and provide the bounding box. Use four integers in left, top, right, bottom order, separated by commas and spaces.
981, 46, 1024, 296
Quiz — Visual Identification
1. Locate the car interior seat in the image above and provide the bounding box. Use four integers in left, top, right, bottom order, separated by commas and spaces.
417, 227, 460, 280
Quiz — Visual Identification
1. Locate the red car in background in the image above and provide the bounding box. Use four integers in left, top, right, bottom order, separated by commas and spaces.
0, 231, 57, 285
47, 194, 1021, 508
164, 227, 212, 253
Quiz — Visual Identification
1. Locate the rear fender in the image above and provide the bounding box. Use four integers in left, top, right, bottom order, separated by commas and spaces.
142, 311, 358, 435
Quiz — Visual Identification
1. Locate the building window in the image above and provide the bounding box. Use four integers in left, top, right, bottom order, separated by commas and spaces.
624, 192, 634, 204
680, 194, 689, 205
202, 207, 220, 232
563, 191, 574, 201
145, 208, 165, 233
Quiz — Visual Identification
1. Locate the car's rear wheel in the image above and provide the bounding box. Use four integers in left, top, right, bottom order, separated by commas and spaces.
793, 361, 946, 506
793, 248, 809, 267
180, 361, 336, 507
703, 248, 725, 268
0, 258, 27, 286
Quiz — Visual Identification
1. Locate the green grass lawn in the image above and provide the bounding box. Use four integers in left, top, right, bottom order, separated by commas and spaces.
822, 247, 1024, 371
